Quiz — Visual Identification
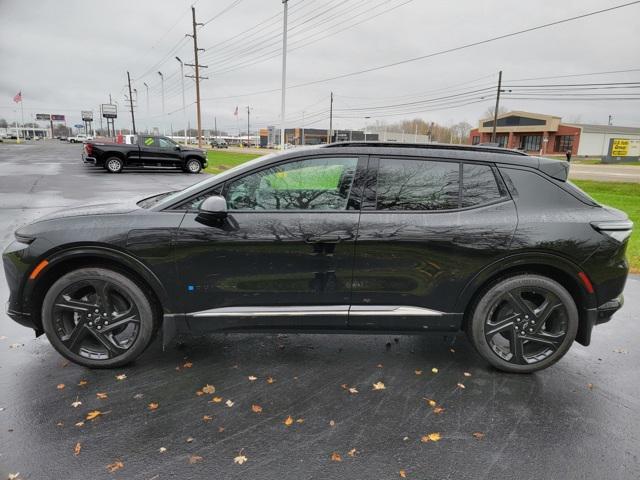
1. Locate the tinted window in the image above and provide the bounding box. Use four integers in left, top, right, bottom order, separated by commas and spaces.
226, 157, 358, 211
461, 164, 503, 208
376, 159, 459, 211
158, 137, 176, 149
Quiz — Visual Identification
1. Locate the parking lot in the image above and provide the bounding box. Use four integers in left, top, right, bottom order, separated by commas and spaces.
1, 141, 639, 480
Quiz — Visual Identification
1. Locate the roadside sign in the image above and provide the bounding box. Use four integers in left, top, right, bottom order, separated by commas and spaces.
36, 113, 51, 121
51, 114, 65, 121
611, 138, 640, 157
81, 110, 93, 121
74, 124, 84, 129
101, 104, 117, 119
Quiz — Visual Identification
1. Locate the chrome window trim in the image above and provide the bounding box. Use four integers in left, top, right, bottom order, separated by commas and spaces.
189, 305, 443, 317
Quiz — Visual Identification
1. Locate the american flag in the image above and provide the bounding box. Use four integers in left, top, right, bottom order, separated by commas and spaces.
13, 91, 22, 103
233, 106, 238, 116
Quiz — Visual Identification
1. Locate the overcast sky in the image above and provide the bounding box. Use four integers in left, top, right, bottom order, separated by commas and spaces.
1, 0, 639, 134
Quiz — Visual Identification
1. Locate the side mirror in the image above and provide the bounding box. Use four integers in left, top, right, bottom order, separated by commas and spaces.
174, 145, 181, 151
196, 195, 228, 224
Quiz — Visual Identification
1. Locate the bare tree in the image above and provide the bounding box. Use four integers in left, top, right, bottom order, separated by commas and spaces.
483, 105, 509, 120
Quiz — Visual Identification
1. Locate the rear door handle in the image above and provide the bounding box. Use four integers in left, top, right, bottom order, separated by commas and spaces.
305, 235, 343, 244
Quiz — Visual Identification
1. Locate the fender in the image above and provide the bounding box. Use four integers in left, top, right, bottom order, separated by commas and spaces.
454, 251, 598, 314
24, 245, 174, 315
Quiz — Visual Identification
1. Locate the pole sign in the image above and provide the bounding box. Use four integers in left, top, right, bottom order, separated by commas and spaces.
51, 114, 65, 121
81, 110, 93, 121
74, 124, 84, 129
604, 138, 640, 163
36, 113, 51, 121
101, 104, 117, 119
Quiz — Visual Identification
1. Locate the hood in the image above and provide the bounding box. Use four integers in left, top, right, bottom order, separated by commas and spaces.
30, 201, 139, 223
181, 147, 205, 155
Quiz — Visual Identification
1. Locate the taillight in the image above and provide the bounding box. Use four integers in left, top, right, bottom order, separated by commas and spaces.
591, 220, 633, 243
85, 143, 93, 156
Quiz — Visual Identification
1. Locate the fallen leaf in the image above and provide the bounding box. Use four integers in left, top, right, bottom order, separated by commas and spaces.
425, 398, 437, 407
347, 448, 357, 457
159, 447, 167, 453
183, 362, 193, 368
225, 399, 234, 407
195, 390, 204, 396
284, 415, 294, 426
372, 381, 386, 390
431, 368, 438, 374
115, 374, 127, 381
348, 387, 359, 394
218, 426, 225, 433
457, 383, 466, 389
463, 372, 472, 377
248, 375, 257, 381
472, 432, 485, 439
203, 415, 213, 422
133, 393, 144, 400
202, 384, 215, 394
71, 398, 82, 408
74, 442, 82, 456
587, 383, 594, 390
403, 436, 409, 441
234, 454, 248, 465
106, 460, 124, 473
329, 420, 336, 427
57, 384, 65, 390
148, 402, 159, 411
251, 404, 263, 413
450, 348, 456, 353
433, 406, 445, 414
189, 455, 203, 464
414, 370, 422, 375
56, 421, 64, 427
186, 437, 194, 443
96, 392, 108, 400
400, 470, 407, 478
211, 396, 223, 403
296, 418, 304, 424
8, 473, 20, 480
420, 432, 442, 443
75, 421, 85, 427
330, 452, 342, 462
78, 380, 88, 386
86, 410, 102, 421
266, 376, 275, 384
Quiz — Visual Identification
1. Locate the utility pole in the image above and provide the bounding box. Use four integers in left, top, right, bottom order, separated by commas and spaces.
185, 6, 207, 148
157, 72, 165, 114
127, 71, 136, 134
327, 91, 333, 143
490, 70, 502, 143
175, 56, 188, 144
608, 114, 613, 126
246, 106, 251, 148
143, 82, 150, 116
280, 0, 289, 150
214, 116, 217, 139
302, 111, 305, 145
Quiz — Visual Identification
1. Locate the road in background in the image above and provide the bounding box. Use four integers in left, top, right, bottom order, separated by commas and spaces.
569, 163, 640, 183
0, 142, 639, 479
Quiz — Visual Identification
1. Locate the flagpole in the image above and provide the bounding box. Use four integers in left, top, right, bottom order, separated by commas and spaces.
20, 95, 24, 142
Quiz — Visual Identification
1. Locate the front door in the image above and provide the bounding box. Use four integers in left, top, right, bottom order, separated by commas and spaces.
174, 154, 366, 330
350, 156, 517, 331
139, 136, 180, 166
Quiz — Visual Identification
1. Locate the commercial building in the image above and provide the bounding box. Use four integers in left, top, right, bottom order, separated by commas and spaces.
259, 126, 378, 147
469, 111, 640, 157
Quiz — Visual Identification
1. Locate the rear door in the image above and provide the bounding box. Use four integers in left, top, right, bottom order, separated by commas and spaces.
349, 156, 517, 331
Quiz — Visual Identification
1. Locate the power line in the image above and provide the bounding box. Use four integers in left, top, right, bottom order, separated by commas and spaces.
201, 0, 244, 26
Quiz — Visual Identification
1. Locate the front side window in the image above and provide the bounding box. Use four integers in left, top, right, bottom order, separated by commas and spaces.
158, 137, 176, 149
376, 159, 459, 211
225, 157, 358, 211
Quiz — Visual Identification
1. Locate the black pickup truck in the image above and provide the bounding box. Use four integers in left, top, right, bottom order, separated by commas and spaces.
82, 135, 208, 173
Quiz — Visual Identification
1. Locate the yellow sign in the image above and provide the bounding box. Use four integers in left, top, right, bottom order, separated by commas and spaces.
144, 137, 154, 146
611, 138, 640, 157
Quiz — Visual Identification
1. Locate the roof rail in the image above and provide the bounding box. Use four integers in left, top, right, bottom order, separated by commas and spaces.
321, 141, 528, 156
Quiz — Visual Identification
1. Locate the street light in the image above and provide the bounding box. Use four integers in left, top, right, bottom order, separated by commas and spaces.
363, 116, 371, 142
279, 0, 289, 150
157, 71, 165, 115
175, 56, 188, 144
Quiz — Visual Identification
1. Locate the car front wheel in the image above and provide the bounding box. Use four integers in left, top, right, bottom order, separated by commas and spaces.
184, 158, 202, 174
105, 157, 123, 173
41, 267, 157, 368
468, 274, 578, 373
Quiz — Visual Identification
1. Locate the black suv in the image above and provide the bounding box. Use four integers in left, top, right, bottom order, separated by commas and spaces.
3, 143, 631, 372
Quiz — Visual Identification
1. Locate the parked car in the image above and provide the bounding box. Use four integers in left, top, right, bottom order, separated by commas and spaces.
211, 139, 229, 148
3, 142, 631, 371
68, 134, 93, 143
82, 135, 208, 173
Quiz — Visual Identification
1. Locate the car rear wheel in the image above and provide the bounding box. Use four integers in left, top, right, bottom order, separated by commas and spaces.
184, 158, 202, 174
41, 268, 157, 368
468, 274, 578, 373
105, 157, 123, 173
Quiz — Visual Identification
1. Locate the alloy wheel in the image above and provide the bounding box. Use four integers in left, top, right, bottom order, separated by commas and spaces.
483, 286, 568, 365
51, 278, 141, 361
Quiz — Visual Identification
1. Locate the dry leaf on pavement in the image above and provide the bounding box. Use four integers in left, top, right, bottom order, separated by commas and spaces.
189, 455, 203, 464
348, 387, 358, 394
203, 415, 213, 422
251, 404, 263, 413
210, 396, 223, 403
457, 383, 466, 389
86, 410, 103, 421
433, 406, 445, 414
284, 415, 294, 426
225, 399, 234, 407
400, 470, 407, 478
472, 432, 485, 439
248, 375, 257, 381
431, 368, 438, 374
115, 374, 127, 381
71, 398, 82, 408
57, 384, 65, 390
74, 442, 81, 456
330, 452, 342, 462
202, 384, 215, 394
420, 432, 442, 443
463, 372, 472, 377
372, 381, 386, 390
148, 402, 159, 411
415, 370, 422, 375
96, 392, 108, 400
159, 447, 167, 453
234, 453, 248, 465
266, 376, 275, 384
78, 380, 88, 386
183, 362, 193, 368
106, 460, 124, 473
347, 448, 357, 457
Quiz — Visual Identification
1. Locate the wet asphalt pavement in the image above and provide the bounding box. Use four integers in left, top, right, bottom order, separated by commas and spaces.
0, 142, 639, 480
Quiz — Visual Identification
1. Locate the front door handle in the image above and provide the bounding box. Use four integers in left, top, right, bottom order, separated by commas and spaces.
305, 235, 343, 244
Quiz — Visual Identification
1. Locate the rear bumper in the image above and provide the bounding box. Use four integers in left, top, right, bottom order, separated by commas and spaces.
578, 294, 624, 346
82, 154, 97, 165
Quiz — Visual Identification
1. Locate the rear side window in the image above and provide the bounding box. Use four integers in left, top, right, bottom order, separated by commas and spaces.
461, 164, 503, 208
376, 159, 459, 211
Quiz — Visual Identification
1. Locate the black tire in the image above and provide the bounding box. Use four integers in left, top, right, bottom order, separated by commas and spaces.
468, 274, 578, 373
41, 267, 157, 368
184, 157, 202, 174
105, 156, 123, 173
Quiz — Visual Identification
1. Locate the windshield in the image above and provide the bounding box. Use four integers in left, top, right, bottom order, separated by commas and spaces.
155, 152, 279, 208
